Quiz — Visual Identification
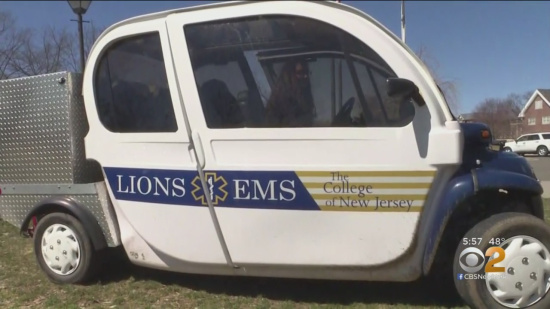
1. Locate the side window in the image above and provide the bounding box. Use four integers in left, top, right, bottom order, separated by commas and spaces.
184, 15, 414, 129
517, 136, 528, 142
542, 134, 550, 140
528, 135, 540, 141
94, 32, 178, 133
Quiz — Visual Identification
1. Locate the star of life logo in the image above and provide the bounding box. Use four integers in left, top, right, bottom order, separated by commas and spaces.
191, 172, 229, 205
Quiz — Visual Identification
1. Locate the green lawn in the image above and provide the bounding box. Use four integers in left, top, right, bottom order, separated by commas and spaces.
0, 201, 549, 308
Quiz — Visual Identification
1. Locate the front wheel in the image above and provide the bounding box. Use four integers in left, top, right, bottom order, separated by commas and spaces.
503, 147, 512, 152
453, 212, 550, 309
33, 213, 101, 284
537, 146, 548, 157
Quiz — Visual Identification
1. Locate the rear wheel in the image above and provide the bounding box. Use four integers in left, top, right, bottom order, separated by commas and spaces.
33, 213, 101, 284
453, 212, 550, 308
537, 146, 548, 157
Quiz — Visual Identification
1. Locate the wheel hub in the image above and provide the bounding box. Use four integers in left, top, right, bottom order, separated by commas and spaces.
485, 236, 550, 308
41, 223, 81, 276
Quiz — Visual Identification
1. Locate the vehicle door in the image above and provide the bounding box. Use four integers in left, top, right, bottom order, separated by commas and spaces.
525, 134, 541, 152
166, 1, 462, 267
515, 135, 528, 152
82, 19, 228, 265
542, 134, 550, 147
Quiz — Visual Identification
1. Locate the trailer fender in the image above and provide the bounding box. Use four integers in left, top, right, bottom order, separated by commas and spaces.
19, 196, 108, 251
422, 167, 543, 274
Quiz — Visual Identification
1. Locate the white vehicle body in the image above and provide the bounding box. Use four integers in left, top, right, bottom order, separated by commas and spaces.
1, 2, 549, 308
81, 0, 461, 280
503, 132, 550, 156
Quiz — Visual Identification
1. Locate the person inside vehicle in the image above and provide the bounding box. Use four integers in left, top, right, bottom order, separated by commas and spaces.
265, 59, 316, 127
198, 79, 245, 128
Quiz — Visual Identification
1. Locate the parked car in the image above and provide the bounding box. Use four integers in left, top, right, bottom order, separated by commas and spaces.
502, 132, 550, 156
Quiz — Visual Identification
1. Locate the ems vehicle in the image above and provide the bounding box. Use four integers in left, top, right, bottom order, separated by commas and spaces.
0, 1, 549, 308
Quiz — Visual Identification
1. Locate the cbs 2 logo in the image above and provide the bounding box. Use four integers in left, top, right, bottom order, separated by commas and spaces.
459, 247, 506, 273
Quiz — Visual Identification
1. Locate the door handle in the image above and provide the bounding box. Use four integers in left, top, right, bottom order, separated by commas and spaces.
192, 131, 206, 169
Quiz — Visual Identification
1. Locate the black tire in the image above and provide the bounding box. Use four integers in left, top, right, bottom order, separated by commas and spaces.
33, 213, 100, 284
453, 212, 550, 309
537, 146, 548, 157
503, 147, 512, 153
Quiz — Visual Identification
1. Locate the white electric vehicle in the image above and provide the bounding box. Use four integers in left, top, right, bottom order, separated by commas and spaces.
1, 1, 549, 308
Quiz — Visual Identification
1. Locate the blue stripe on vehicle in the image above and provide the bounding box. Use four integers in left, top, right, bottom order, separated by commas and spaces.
103, 167, 433, 212
102, 167, 320, 210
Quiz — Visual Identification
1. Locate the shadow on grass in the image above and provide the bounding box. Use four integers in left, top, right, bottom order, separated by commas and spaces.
95, 248, 465, 308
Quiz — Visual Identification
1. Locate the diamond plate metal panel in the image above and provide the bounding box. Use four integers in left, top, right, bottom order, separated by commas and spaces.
0, 72, 103, 184
0, 193, 116, 247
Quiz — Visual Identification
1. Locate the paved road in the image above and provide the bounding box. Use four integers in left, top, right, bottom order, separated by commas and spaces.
525, 156, 550, 181
525, 156, 550, 197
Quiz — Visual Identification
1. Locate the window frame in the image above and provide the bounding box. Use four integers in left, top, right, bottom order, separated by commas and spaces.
184, 16, 414, 130
517, 135, 528, 142
87, 19, 189, 143
528, 117, 536, 126
542, 116, 550, 125
165, 2, 454, 141
92, 31, 179, 134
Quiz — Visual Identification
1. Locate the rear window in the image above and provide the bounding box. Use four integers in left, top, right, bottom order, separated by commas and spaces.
93, 32, 178, 133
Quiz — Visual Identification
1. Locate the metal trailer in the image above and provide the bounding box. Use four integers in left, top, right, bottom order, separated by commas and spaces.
0, 71, 120, 248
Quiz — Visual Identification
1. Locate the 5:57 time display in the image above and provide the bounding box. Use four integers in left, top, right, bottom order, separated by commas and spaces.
462, 237, 507, 246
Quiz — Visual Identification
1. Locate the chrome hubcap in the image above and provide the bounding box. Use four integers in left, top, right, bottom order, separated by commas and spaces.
41, 224, 81, 276
485, 236, 550, 308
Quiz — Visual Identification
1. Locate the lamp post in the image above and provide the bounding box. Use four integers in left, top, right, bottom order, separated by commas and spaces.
401, 0, 406, 43
67, 1, 92, 72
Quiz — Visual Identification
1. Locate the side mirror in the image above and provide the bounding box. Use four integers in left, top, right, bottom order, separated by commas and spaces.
387, 77, 426, 106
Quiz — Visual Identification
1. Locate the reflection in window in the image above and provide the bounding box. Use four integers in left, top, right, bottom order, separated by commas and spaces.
94, 32, 178, 133
185, 15, 415, 129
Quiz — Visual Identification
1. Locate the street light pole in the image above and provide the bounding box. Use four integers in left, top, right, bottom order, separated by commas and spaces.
67, 1, 92, 73
401, 0, 406, 43
78, 12, 85, 72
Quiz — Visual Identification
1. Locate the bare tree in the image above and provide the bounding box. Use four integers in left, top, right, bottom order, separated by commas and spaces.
63, 22, 105, 72
415, 44, 460, 114
10, 25, 73, 76
472, 92, 531, 139
506, 91, 532, 112
0, 8, 104, 78
0, 10, 27, 79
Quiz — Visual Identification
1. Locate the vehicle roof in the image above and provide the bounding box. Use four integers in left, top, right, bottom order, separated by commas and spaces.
89, 0, 423, 73
86, 0, 449, 117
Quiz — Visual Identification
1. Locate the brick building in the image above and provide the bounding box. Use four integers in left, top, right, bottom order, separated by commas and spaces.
518, 89, 550, 135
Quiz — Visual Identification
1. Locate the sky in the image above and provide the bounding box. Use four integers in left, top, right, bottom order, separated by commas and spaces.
1, 1, 549, 115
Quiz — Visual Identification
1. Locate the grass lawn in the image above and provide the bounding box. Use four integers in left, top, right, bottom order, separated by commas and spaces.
0, 200, 549, 309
